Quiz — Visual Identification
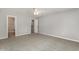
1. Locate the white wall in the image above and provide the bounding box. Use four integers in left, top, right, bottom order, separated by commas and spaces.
39, 9, 79, 42
0, 9, 32, 39
0, 13, 7, 39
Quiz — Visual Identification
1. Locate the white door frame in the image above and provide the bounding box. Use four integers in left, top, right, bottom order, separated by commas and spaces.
7, 15, 17, 37
34, 19, 38, 33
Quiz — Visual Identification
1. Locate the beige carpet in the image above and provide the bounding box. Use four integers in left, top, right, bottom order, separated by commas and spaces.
0, 34, 79, 51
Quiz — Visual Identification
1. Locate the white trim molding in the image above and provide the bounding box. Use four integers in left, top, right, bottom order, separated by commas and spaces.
39, 33, 79, 43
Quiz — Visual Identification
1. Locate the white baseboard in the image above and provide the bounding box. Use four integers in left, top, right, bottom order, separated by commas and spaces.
39, 33, 79, 43
0, 36, 8, 40
16, 33, 30, 36
0, 33, 30, 40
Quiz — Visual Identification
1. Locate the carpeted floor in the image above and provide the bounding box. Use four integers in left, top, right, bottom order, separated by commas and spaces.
0, 34, 79, 51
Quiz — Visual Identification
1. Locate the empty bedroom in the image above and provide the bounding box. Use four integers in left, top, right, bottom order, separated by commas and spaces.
0, 8, 79, 51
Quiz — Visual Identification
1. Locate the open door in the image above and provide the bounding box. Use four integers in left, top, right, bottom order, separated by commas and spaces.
34, 19, 38, 33
8, 16, 15, 38
31, 19, 38, 34
31, 20, 34, 33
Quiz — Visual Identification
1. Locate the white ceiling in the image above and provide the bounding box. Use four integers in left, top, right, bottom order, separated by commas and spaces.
35, 8, 74, 18
0, 8, 33, 16
0, 8, 75, 18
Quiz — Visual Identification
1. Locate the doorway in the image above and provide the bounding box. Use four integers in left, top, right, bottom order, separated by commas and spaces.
31, 19, 38, 34
8, 16, 15, 38
31, 20, 34, 33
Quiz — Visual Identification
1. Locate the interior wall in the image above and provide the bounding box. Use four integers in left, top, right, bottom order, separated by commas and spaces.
0, 13, 7, 39
39, 9, 79, 42
0, 10, 32, 39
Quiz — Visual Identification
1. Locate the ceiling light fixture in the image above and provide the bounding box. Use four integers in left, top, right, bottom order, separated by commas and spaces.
33, 8, 38, 15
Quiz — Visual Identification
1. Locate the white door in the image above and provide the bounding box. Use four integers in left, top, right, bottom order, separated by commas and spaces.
34, 19, 38, 33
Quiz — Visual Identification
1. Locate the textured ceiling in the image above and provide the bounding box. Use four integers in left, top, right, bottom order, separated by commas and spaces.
35, 8, 74, 18
0, 8, 74, 18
